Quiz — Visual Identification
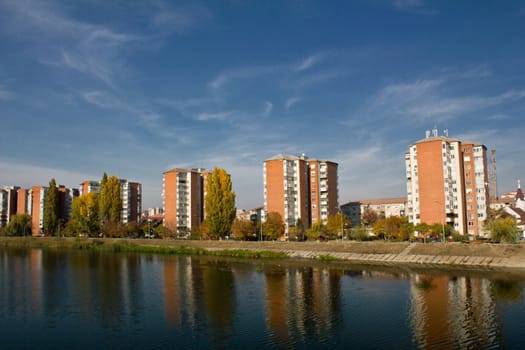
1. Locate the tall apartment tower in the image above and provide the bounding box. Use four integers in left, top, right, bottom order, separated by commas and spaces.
28, 186, 46, 236
263, 154, 338, 231
308, 159, 339, 225
120, 180, 142, 224
264, 155, 310, 229
27, 185, 79, 235
162, 168, 210, 234
405, 128, 489, 236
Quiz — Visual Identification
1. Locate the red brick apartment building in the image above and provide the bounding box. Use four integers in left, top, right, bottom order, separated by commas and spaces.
263, 154, 338, 231
405, 128, 489, 236
162, 168, 210, 234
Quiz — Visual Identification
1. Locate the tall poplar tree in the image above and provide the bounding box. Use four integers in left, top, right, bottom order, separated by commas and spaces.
98, 173, 110, 225
107, 176, 122, 224
70, 192, 99, 236
205, 167, 236, 239
43, 178, 60, 235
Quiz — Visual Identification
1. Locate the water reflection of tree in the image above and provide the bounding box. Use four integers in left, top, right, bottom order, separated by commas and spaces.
415, 276, 436, 291
491, 279, 524, 303
202, 262, 236, 346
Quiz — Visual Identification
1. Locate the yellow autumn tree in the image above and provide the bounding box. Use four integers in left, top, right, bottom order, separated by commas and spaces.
205, 167, 236, 239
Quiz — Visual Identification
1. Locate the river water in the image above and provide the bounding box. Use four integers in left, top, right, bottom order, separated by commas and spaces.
1, 248, 524, 349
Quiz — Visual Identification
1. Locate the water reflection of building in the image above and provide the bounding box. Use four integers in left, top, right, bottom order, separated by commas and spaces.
163, 256, 197, 328
410, 274, 502, 348
264, 267, 341, 347
163, 256, 238, 346
0, 249, 42, 319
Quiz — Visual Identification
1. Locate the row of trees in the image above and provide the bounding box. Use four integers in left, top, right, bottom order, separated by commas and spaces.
67, 173, 123, 237
1, 174, 125, 237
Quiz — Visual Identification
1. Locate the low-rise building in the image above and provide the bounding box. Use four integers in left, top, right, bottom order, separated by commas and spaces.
341, 197, 406, 226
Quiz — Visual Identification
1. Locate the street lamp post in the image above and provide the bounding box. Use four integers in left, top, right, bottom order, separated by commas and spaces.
434, 200, 446, 243
441, 218, 445, 243
260, 212, 264, 241
339, 209, 344, 241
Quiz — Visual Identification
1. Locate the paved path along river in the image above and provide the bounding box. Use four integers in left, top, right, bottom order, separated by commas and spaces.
127, 239, 525, 270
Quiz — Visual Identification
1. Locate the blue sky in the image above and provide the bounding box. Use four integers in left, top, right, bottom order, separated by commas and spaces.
1, 0, 524, 210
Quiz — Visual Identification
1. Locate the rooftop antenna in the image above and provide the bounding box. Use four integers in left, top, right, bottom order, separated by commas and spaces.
432, 125, 438, 137
443, 129, 449, 137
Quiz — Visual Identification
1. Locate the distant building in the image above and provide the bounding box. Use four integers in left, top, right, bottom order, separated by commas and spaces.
503, 181, 525, 238
263, 154, 338, 232
162, 168, 210, 234
0, 186, 19, 228
236, 207, 264, 221
341, 197, 406, 226
79, 180, 100, 195
27, 185, 78, 236
405, 128, 490, 236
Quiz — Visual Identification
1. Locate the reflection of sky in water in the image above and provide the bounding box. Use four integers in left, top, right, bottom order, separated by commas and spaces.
0, 249, 524, 349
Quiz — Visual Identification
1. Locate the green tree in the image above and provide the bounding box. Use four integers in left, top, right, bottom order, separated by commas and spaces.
43, 178, 60, 236
205, 168, 236, 239
485, 216, 519, 243
99, 173, 110, 224
326, 212, 351, 239
231, 219, 255, 240
362, 207, 381, 227
372, 219, 386, 239
373, 216, 413, 241
264, 212, 285, 240
349, 225, 370, 241
99, 173, 122, 227
107, 176, 122, 224
415, 223, 431, 239
399, 218, 415, 241
69, 192, 100, 236
2, 214, 32, 236
307, 222, 329, 241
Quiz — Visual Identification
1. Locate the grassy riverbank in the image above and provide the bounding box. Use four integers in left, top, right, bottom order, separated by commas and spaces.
0, 237, 290, 259
2, 236, 525, 258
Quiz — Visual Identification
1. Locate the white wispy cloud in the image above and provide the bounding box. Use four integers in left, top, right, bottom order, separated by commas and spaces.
462, 64, 492, 79
0, 0, 141, 86
156, 97, 223, 111
294, 53, 324, 72
209, 65, 279, 90
152, 3, 212, 35
285, 96, 301, 111
82, 91, 135, 112
262, 101, 273, 117
195, 111, 232, 121
0, 85, 15, 101
368, 78, 525, 123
